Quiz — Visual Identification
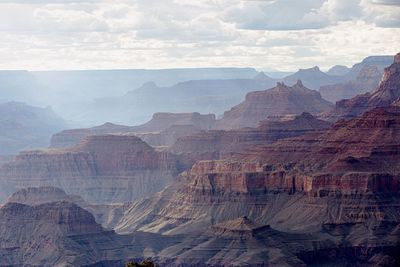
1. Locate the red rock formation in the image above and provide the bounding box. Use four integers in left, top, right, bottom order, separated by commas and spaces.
115, 105, 400, 236
0, 134, 178, 204
216, 80, 333, 129
0, 200, 169, 266
170, 112, 331, 167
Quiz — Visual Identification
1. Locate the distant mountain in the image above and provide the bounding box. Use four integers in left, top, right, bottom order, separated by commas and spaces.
343, 55, 394, 81
0, 68, 258, 126
327, 52, 400, 120
283, 66, 344, 90
320, 65, 382, 103
92, 76, 277, 125
326, 65, 350, 76
216, 80, 333, 129
0, 102, 66, 155
50, 112, 215, 148
32, 67, 259, 97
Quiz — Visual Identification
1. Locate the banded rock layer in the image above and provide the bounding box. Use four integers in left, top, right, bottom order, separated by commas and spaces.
0, 134, 178, 204
216, 80, 333, 130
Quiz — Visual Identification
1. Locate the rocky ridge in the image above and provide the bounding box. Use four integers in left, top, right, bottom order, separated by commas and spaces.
50, 112, 215, 148
216, 80, 333, 129
327, 52, 400, 120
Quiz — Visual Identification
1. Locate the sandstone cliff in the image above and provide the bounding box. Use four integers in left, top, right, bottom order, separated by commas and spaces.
0, 134, 178, 204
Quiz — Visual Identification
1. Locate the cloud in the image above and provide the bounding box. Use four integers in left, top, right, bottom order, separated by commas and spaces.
223, 0, 329, 30
0, 0, 398, 71
372, 0, 400, 5
223, 0, 399, 30
0, 0, 102, 3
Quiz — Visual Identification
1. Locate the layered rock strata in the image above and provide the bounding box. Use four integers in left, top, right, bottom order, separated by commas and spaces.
0, 134, 178, 204
216, 80, 333, 129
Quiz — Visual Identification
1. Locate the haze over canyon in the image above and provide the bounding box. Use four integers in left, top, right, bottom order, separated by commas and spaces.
0, 0, 400, 266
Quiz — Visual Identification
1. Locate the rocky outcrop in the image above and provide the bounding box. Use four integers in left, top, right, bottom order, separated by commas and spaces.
216, 80, 333, 129
50, 112, 215, 148
320, 65, 382, 103
327, 52, 400, 120
5, 186, 133, 230
0, 199, 178, 266
0, 134, 178, 204
6, 186, 86, 206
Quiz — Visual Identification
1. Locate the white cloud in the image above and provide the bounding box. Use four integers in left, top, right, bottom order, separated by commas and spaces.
0, 0, 398, 71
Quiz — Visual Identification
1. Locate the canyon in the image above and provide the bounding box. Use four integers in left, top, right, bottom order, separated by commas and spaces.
0, 53, 399, 266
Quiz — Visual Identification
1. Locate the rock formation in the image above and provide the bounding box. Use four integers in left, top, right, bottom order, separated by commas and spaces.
216, 80, 333, 129
50, 112, 215, 148
5, 186, 134, 230
171, 112, 331, 167
0, 134, 178, 204
327, 52, 400, 120
115, 89, 400, 265
1, 54, 400, 266
0, 199, 179, 266
320, 65, 382, 103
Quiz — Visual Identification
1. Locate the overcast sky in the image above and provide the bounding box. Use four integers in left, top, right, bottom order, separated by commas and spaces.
0, 0, 399, 71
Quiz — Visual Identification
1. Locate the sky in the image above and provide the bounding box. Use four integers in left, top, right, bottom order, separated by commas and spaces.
0, 0, 399, 71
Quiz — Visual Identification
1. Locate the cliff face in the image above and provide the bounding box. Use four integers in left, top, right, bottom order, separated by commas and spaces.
115, 104, 400, 237
216, 80, 333, 130
170, 112, 331, 167
50, 112, 215, 148
328, 52, 400, 120
0, 135, 178, 204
